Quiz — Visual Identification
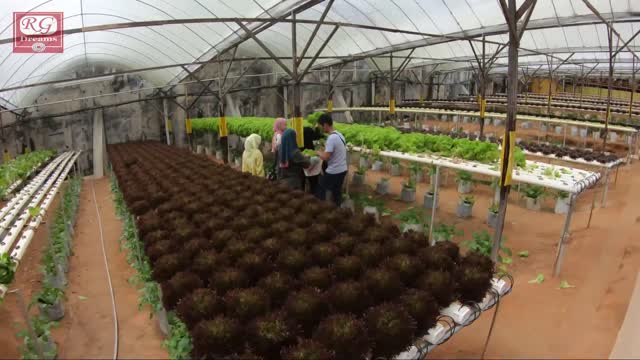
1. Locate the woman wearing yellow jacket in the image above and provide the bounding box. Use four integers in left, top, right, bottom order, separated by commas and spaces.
242, 134, 265, 177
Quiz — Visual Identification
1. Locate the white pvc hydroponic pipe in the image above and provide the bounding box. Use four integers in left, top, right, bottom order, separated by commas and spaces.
0, 153, 67, 224
0, 152, 79, 298
0, 152, 74, 254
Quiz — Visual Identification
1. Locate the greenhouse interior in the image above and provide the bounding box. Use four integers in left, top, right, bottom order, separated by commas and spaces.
1, 0, 640, 358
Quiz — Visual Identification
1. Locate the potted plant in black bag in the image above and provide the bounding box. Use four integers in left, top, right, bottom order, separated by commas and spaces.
371, 146, 384, 171
423, 165, 438, 209
456, 170, 473, 194
33, 287, 65, 321
376, 177, 390, 195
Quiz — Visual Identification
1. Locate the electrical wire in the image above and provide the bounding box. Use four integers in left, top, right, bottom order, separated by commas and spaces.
90, 178, 119, 360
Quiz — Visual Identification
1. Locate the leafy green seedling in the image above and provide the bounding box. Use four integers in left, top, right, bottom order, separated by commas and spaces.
28, 206, 41, 217
558, 280, 575, 289
78, 295, 88, 301
528, 274, 545, 284
518, 250, 529, 258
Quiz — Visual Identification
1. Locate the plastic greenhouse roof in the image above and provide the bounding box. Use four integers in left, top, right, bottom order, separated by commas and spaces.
1, 0, 639, 108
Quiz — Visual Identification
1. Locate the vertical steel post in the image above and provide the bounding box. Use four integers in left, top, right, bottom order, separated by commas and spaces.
162, 98, 171, 145
603, 25, 614, 152
218, 60, 229, 164
553, 193, 576, 277
389, 52, 396, 121
291, 11, 304, 147
492, 0, 519, 262
629, 58, 636, 124
428, 166, 440, 246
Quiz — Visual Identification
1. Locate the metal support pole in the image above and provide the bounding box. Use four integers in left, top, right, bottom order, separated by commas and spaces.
603, 25, 614, 151
601, 168, 610, 207
553, 194, 576, 277
428, 166, 440, 246
587, 188, 597, 228
162, 99, 171, 145
563, 124, 567, 147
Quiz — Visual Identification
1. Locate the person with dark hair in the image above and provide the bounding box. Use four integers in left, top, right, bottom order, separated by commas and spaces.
315, 113, 348, 206
278, 128, 311, 190
301, 126, 323, 194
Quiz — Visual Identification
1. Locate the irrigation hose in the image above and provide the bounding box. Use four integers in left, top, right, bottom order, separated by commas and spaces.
91, 178, 119, 360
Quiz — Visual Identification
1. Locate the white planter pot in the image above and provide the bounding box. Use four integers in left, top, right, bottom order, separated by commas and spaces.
363, 206, 380, 223
359, 157, 369, 168
376, 181, 390, 195
401, 187, 416, 203
554, 197, 570, 214
196, 145, 205, 154
410, 172, 423, 183
494, 119, 503, 127
570, 126, 578, 137
555, 126, 563, 135
593, 131, 601, 140
390, 164, 402, 176
423, 192, 438, 209
205, 147, 212, 156
525, 197, 541, 211
402, 223, 423, 233
234, 157, 242, 167
540, 123, 548, 132
456, 202, 473, 218
609, 132, 618, 142
487, 211, 499, 228
371, 160, 383, 171
341, 199, 355, 212
579, 129, 588, 138
216, 150, 224, 160
457, 180, 472, 194
521, 122, 531, 129
352, 173, 365, 186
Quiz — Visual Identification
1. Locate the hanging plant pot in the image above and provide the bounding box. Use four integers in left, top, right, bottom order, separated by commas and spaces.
487, 210, 499, 228
390, 164, 402, 176
234, 157, 242, 167
376, 180, 390, 195
525, 196, 541, 211
39, 301, 65, 321
423, 192, 438, 209
456, 201, 473, 219
352, 173, 365, 186
570, 126, 578, 137
402, 223, 423, 233
196, 145, 205, 154
592, 131, 601, 140
540, 123, 548, 132
359, 157, 369, 169
494, 119, 503, 127
371, 160, 383, 171
555, 126, 563, 135
401, 187, 416, 203
216, 150, 224, 160
363, 206, 380, 223
521, 121, 531, 129
554, 196, 570, 214
205, 147, 212, 156
457, 180, 472, 194
609, 132, 618, 142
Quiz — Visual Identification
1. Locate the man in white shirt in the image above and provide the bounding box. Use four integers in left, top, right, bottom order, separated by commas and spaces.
315, 114, 348, 206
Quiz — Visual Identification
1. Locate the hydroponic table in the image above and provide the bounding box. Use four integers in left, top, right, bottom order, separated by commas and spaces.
324, 106, 639, 165
350, 146, 599, 277
396, 277, 512, 359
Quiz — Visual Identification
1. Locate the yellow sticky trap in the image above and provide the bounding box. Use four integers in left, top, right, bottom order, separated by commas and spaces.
327, 99, 333, 113
479, 97, 486, 117
499, 131, 516, 186
219, 116, 228, 137
185, 118, 193, 134
167, 119, 173, 133
293, 117, 304, 147
390, 99, 396, 114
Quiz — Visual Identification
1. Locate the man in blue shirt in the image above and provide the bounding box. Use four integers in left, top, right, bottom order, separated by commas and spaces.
315, 114, 348, 206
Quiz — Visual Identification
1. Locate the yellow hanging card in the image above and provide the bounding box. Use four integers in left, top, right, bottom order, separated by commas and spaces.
219, 116, 228, 137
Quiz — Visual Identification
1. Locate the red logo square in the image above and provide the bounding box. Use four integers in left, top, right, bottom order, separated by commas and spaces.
13, 12, 64, 53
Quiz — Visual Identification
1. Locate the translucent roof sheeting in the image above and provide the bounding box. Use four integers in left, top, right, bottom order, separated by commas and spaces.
0, 0, 639, 108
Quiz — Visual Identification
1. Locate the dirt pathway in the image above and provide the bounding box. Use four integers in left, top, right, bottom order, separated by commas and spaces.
351, 159, 640, 358
55, 177, 167, 359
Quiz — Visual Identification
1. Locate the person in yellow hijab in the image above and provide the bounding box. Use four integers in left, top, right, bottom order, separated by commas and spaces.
242, 134, 265, 177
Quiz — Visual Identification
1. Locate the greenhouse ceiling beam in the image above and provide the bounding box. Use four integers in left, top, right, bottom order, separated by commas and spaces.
580, 0, 640, 62
612, 28, 640, 58
393, 49, 416, 81
300, 25, 340, 79
236, 21, 294, 78
310, 12, 636, 71
296, 0, 334, 68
